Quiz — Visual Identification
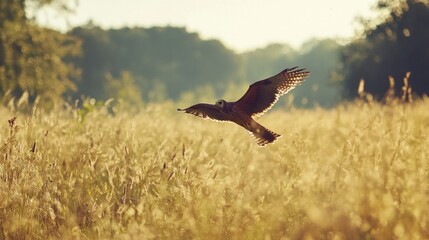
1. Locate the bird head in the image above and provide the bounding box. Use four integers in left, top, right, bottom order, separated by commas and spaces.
215, 99, 227, 109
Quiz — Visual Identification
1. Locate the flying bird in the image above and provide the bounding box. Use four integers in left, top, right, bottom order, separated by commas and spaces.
177, 67, 310, 146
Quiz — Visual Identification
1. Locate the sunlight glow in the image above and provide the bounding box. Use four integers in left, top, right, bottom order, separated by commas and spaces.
36, 0, 378, 52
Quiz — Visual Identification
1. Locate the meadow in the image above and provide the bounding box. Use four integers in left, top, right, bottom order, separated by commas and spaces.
0, 97, 428, 239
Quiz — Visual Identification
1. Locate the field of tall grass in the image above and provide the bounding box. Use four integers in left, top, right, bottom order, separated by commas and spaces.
0, 96, 428, 239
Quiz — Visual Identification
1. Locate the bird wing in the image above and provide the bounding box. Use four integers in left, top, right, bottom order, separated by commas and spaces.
234, 67, 309, 118
177, 103, 229, 122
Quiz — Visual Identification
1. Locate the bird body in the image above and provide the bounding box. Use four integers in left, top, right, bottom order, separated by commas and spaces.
178, 67, 310, 146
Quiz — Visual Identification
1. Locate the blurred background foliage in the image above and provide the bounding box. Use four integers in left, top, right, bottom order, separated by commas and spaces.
0, 0, 80, 107
340, 0, 429, 99
1, 0, 428, 108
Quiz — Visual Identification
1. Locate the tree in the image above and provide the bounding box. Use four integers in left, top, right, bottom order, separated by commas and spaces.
241, 43, 298, 82
69, 26, 240, 101
0, 0, 80, 106
105, 71, 143, 107
294, 39, 342, 107
340, 0, 429, 99
69, 25, 111, 100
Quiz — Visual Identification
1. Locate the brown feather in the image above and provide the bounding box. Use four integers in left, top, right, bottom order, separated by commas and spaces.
234, 67, 309, 117
178, 103, 229, 122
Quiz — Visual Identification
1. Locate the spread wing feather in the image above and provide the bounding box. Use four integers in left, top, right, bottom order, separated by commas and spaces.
177, 103, 229, 122
234, 67, 309, 117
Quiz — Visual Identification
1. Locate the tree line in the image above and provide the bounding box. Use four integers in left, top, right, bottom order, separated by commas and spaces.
1, 0, 428, 109
68, 25, 341, 107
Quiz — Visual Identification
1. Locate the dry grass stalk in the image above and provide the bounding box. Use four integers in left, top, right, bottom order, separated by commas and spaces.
0, 94, 427, 239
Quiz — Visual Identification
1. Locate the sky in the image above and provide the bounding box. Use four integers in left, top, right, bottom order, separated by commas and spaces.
36, 0, 379, 52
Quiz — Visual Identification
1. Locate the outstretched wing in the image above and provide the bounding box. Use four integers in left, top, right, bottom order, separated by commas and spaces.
177, 103, 229, 122
234, 67, 309, 117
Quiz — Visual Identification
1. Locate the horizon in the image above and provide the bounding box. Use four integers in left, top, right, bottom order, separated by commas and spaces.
34, 0, 379, 52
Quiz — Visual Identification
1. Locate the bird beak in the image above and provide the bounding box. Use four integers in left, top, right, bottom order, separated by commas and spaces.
177, 108, 185, 111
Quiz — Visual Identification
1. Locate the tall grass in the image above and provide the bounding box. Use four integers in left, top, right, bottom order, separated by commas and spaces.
0, 96, 428, 239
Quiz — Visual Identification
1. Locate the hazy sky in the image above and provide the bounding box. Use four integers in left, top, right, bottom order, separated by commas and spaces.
36, 0, 379, 52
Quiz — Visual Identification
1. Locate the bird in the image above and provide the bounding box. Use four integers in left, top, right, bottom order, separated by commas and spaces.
177, 67, 310, 146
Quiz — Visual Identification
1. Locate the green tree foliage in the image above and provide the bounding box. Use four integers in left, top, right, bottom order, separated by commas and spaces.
294, 39, 342, 107
69, 25, 342, 107
68, 25, 110, 99
0, 0, 80, 106
69, 26, 240, 101
105, 71, 143, 107
340, 0, 429, 99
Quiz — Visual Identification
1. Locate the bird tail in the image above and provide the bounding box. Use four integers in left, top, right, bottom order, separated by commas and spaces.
247, 121, 281, 147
